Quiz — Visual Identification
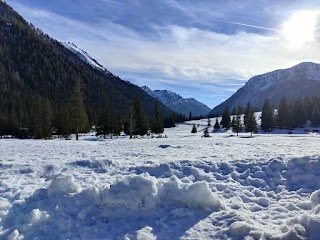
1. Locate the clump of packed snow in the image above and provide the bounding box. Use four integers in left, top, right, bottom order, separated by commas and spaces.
0, 120, 320, 239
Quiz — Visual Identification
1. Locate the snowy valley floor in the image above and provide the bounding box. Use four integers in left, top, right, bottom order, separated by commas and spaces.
1, 120, 320, 239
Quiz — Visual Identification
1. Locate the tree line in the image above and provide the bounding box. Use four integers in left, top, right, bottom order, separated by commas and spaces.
0, 76, 187, 139
218, 102, 257, 136
216, 96, 320, 134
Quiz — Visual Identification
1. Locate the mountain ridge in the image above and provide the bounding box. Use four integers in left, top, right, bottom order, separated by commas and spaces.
209, 62, 320, 116
142, 86, 211, 117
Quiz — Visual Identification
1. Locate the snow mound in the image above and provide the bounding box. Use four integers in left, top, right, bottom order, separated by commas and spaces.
0, 174, 221, 239
47, 174, 82, 197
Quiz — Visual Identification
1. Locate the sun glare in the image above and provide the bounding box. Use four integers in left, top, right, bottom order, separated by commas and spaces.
281, 10, 318, 50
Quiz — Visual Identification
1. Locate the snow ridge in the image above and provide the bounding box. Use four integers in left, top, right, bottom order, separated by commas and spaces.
62, 42, 110, 73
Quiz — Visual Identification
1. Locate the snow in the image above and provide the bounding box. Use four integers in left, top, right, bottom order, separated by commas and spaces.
62, 42, 110, 73
0, 120, 320, 239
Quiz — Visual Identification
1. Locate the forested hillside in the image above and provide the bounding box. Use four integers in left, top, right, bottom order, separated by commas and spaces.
0, 2, 173, 130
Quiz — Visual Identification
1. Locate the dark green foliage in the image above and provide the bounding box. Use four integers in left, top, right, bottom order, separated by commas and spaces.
151, 102, 164, 134
32, 97, 53, 139
124, 97, 148, 138
261, 99, 274, 131
69, 76, 89, 140
214, 118, 220, 130
96, 99, 113, 138
275, 97, 320, 129
231, 116, 236, 129
220, 107, 231, 129
191, 123, 197, 134
189, 111, 192, 121
245, 109, 257, 137
277, 97, 289, 128
133, 97, 148, 136
54, 107, 71, 138
311, 107, 320, 127
203, 127, 210, 137
244, 102, 251, 126
113, 114, 122, 136
232, 106, 243, 136
0, 113, 18, 137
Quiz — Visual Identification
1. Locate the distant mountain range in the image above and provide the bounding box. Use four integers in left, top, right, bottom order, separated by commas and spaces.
142, 86, 211, 117
210, 62, 320, 115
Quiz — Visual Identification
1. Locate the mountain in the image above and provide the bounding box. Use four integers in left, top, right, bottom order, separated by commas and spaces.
142, 86, 211, 117
62, 42, 110, 73
0, 1, 173, 125
210, 62, 320, 115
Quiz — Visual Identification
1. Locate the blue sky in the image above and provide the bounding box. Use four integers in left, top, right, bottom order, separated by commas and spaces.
6, 0, 320, 108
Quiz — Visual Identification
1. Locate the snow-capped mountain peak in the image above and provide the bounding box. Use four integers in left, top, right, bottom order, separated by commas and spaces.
142, 86, 211, 117
62, 42, 110, 73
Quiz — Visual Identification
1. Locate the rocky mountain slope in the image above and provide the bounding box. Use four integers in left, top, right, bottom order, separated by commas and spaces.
210, 62, 320, 115
142, 86, 211, 117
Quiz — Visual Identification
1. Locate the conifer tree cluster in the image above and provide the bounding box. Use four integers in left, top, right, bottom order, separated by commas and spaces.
220, 107, 231, 129
151, 102, 164, 134
220, 103, 257, 136
276, 97, 320, 128
261, 99, 275, 131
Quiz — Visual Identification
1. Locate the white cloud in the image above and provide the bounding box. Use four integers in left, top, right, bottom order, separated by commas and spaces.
6, 1, 320, 107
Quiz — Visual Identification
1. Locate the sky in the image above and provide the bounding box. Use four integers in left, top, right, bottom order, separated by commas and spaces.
5, 0, 320, 108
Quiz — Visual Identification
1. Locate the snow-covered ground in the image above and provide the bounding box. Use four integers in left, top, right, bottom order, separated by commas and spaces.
1, 120, 320, 239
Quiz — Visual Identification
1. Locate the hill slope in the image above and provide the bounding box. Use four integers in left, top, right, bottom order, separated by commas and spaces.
0, 2, 173, 125
142, 86, 211, 117
210, 62, 320, 115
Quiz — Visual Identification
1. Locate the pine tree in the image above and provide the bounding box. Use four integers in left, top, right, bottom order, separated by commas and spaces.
133, 97, 148, 136
113, 114, 122, 136
261, 99, 274, 131
214, 118, 220, 130
32, 97, 53, 139
203, 127, 210, 137
189, 111, 192, 121
191, 123, 197, 134
311, 107, 320, 126
55, 107, 71, 138
207, 118, 211, 127
231, 116, 236, 129
233, 106, 243, 136
69, 76, 89, 140
127, 103, 136, 139
220, 106, 231, 129
151, 102, 164, 134
41, 97, 53, 140
96, 98, 113, 138
245, 109, 257, 137
244, 102, 251, 126
32, 98, 43, 139
277, 97, 289, 129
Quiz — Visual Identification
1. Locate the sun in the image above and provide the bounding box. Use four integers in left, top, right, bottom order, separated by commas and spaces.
281, 10, 318, 50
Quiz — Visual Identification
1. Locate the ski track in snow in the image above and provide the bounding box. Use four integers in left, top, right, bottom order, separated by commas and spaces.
1, 119, 320, 239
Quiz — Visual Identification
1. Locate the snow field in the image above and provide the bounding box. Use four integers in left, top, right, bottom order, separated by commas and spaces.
0, 121, 320, 239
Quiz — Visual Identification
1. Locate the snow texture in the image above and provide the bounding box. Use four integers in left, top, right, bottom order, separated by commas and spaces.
62, 42, 110, 73
1, 119, 320, 239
